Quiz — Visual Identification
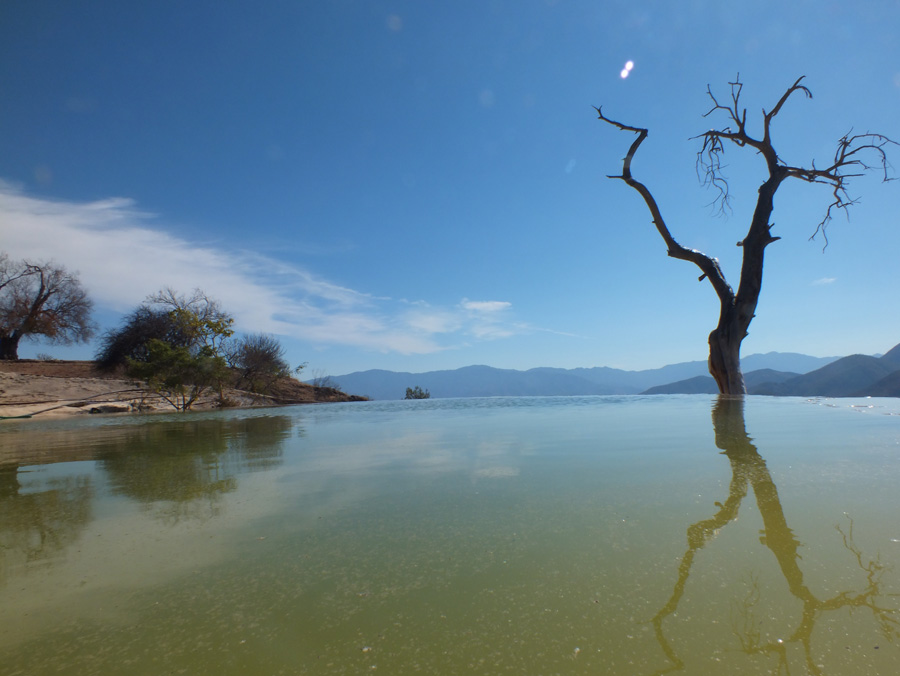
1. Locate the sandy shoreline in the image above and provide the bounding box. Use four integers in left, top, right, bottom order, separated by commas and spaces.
0, 371, 272, 419
0, 360, 350, 421
0, 372, 145, 418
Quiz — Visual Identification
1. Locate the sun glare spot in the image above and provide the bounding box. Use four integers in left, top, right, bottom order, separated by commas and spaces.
620, 60, 634, 79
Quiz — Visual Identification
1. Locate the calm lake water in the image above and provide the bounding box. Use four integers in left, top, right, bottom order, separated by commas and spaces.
2, 395, 900, 675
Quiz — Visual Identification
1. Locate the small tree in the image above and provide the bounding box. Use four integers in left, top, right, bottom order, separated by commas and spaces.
309, 369, 339, 390
95, 306, 192, 371
148, 288, 233, 354
596, 76, 896, 394
97, 288, 233, 370
0, 253, 95, 360
224, 333, 291, 394
126, 339, 229, 412
405, 385, 430, 399
114, 288, 234, 411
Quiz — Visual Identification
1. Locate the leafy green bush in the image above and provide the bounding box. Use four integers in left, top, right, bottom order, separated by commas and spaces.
127, 340, 229, 411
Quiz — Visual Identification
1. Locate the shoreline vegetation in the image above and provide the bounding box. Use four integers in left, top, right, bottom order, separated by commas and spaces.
0, 360, 367, 420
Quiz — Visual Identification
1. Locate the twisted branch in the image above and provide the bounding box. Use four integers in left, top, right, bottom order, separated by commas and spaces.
595, 106, 735, 305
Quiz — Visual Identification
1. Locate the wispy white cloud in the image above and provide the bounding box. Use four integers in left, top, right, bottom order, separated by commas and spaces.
812, 277, 837, 286
404, 307, 463, 335
459, 298, 518, 339
461, 300, 512, 313
0, 182, 526, 354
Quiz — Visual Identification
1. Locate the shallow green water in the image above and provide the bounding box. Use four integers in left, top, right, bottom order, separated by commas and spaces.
2, 395, 900, 675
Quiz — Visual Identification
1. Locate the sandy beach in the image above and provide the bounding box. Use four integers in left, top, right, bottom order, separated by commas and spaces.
0, 360, 355, 420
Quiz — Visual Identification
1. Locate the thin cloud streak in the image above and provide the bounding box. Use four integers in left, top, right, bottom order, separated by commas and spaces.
0, 182, 525, 354
461, 299, 512, 313
460, 298, 516, 339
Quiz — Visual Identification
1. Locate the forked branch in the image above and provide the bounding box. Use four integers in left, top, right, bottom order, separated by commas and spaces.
694, 75, 896, 245
785, 131, 898, 242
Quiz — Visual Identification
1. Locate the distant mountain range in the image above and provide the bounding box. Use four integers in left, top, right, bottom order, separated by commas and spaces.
646, 343, 900, 397
325, 347, 900, 400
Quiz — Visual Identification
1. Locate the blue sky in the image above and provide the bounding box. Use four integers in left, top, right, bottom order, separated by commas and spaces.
1, 0, 899, 375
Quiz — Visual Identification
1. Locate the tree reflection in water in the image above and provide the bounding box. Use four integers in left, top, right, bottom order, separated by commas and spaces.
97, 415, 294, 524
0, 464, 94, 585
651, 396, 899, 675
0, 413, 294, 584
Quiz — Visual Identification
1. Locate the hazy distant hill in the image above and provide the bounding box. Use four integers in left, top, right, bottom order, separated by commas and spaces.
882, 342, 900, 367
752, 344, 900, 397
642, 375, 718, 395
753, 355, 891, 396
328, 352, 840, 400
643, 369, 800, 395
863, 370, 900, 397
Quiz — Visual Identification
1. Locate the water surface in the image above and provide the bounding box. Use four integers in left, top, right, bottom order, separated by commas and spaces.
2, 396, 899, 675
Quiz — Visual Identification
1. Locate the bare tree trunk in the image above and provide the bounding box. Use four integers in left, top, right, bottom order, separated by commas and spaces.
0, 334, 20, 360
708, 318, 745, 394
707, 174, 783, 394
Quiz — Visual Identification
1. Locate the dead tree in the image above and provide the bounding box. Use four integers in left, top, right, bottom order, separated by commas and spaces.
596, 76, 896, 394
0, 254, 95, 360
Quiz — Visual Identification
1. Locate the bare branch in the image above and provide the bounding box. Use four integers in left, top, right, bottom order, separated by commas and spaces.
779, 131, 900, 246
693, 76, 897, 248
595, 107, 735, 304
702, 75, 747, 134
693, 76, 773, 214
694, 132, 733, 215
0, 254, 41, 293
763, 76, 811, 144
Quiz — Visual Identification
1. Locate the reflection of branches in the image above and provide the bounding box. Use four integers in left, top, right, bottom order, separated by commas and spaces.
827, 518, 896, 641
0, 466, 94, 585
649, 453, 748, 673
730, 572, 761, 652
650, 396, 899, 675
0, 414, 295, 584
98, 415, 292, 524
